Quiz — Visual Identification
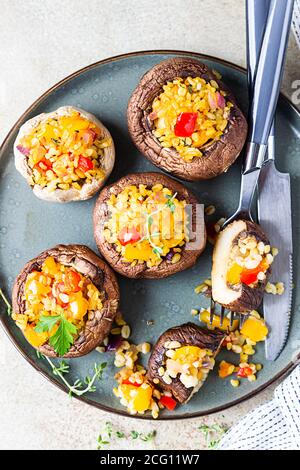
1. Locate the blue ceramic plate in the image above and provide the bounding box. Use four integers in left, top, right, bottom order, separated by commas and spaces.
0, 51, 299, 419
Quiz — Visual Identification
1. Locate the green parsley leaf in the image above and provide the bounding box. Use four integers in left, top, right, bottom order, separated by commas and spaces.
35, 314, 61, 333
116, 431, 125, 438
49, 315, 77, 356
130, 430, 140, 440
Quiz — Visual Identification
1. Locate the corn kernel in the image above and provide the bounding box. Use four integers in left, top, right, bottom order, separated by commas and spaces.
230, 379, 240, 387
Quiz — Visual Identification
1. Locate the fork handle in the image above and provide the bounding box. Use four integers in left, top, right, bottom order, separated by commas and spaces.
244, 0, 294, 173
246, 0, 275, 158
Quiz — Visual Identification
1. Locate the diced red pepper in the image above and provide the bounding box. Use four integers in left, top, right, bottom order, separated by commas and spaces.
237, 366, 253, 378
240, 261, 267, 286
159, 395, 177, 410
78, 156, 94, 172
35, 158, 53, 174
174, 112, 198, 137
118, 226, 141, 246
64, 270, 81, 293
122, 379, 141, 387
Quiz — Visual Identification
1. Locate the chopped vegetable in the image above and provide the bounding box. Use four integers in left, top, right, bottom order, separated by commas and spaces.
240, 316, 268, 342
78, 155, 94, 172
159, 395, 177, 410
218, 360, 235, 378
118, 226, 141, 246
174, 112, 198, 137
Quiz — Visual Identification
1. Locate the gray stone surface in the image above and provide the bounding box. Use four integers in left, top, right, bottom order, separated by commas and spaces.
0, 0, 299, 450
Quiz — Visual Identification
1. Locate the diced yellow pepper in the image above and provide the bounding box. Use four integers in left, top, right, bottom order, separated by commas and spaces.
69, 292, 89, 320
200, 309, 239, 332
42, 256, 59, 276
60, 115, 90, 131
226, 263, 243, 284
120, 384, 152, 412
218, 360, 235, 378
24, 325, 48, 348
124, 241, 156, 262
172, 345, 203, 364
25, 279, 51, 297
240, 317, 268, 342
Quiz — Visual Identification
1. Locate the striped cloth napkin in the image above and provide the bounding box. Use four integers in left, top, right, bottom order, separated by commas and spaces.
293, 0, 300, 47
218, 365, 300, 450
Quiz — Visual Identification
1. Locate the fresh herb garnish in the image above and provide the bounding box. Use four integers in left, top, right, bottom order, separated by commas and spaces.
0, 288, 12, 315
166, 194, 176, 213
198, 423, 228, 450
96, 423, 156, 450
35, 313, 77, 356
41, 356, 107, 397
141, 192, 178, 258
97, 434, 110, 450
139, 431, 157, 442
188, 85, 194, 94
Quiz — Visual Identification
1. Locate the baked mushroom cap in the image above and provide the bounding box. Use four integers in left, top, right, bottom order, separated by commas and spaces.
147, 322, 225, 404
12, 244, 120, 358
211, 220, 271, 313
93, 172, 206, 279
127, 57, 248, 181
14, 106, 115, 202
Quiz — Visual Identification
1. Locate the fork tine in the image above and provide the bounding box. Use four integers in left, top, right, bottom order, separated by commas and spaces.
239, 314, 247, 327
209, 298, 215, 325
220, 306, 225, 326
229, 311, 235, 327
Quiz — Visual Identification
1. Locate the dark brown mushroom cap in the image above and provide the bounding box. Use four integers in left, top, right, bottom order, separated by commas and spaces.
12, 244, 120, 358
93, 172, 206, 279
127, 57, 248, 181
212, 220, 271, 314
147, 322, 225, 403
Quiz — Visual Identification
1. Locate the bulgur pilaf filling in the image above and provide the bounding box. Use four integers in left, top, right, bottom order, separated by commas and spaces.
150, 76, 232, 161
103, 183, 189, 267
226, 234, 274, 287
17, 111, 112, 191
159, 342, 215, 390
12, 256, 104, 351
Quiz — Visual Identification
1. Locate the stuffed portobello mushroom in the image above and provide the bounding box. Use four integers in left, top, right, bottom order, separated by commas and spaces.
93, 172, 206, 278
147, 322, 225, 404
12, 244, 120, 357
211, 220, 274, 313
127, 58, 248, 181
14, 106, 115, 202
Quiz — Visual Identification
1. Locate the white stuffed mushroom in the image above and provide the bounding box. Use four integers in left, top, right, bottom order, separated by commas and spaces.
14, 106, 115, 202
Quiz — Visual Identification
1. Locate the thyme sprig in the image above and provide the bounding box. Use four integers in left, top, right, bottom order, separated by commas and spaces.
141, 192, 178, 258
0, 288, 12, 315
198, 423, 228, 449
97, 422, 156, 450
41, 355, 107, 397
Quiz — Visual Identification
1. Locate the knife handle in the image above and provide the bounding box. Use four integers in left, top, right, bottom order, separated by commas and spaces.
244, 0, 294, 172
246, 0, 275, 158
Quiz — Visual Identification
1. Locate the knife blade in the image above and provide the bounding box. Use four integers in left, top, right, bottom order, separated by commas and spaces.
246, 0, 294, 360
258, 160, 293, 360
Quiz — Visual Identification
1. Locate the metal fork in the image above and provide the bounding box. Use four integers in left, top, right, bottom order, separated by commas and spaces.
210, 0, 295, 327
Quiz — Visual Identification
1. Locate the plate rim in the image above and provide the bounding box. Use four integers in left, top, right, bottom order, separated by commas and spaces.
0, 49, 299, 421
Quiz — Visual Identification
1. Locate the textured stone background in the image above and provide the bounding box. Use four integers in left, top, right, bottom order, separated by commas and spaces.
0, 0, 299, 450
